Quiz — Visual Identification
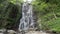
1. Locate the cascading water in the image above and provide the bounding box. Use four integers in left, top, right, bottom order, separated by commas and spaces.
18, 0, 35, 32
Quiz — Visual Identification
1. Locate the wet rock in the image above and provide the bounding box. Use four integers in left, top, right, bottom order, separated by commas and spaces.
7, 30, 17, 34
0, 33, 4, 34
0, 29, 6, 34
25, 31, 52, 34
0, 29, 6, 32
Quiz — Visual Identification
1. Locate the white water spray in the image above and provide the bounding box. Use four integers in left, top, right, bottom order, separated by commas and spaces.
18, 0, 35, 32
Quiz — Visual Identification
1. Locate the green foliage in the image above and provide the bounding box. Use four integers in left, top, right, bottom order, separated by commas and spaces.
43, 18, 60, 32
0, 0, 22, 29
32, 0, 60, 32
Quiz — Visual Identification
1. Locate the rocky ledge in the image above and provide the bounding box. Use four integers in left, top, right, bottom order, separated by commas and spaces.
0, 29, 54, 34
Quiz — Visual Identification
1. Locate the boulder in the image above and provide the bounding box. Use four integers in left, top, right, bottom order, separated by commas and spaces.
7, 30, 17, 34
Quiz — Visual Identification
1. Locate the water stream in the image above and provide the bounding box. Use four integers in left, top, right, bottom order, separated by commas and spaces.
18, 0, 35, 32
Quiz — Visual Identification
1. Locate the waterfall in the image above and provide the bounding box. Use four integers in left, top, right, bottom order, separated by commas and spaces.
18, 0, 35, 32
